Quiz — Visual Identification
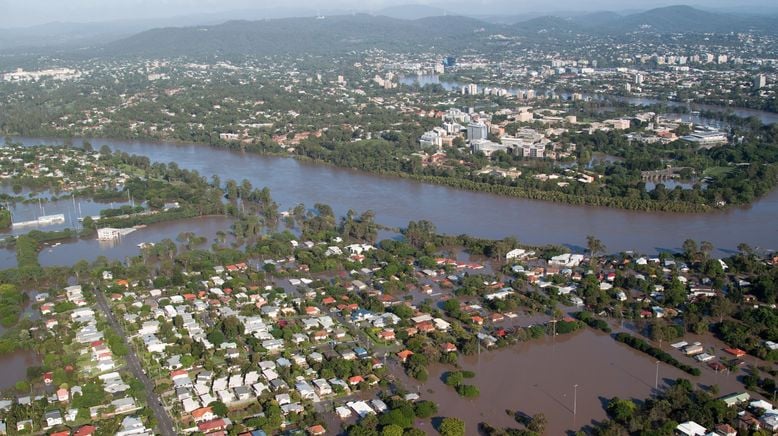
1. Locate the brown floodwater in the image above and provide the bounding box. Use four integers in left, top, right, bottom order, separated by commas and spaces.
13, 137, 778, 256
390, 328, 757, 435
0, 216, 234, 269
0, 350, 40, 390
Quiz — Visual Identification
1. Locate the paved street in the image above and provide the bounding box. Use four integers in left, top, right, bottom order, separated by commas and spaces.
94, 289, 176, 436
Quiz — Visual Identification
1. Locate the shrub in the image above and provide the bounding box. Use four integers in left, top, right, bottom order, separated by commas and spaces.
455, 384, 480, 398
413, 400, 437, 418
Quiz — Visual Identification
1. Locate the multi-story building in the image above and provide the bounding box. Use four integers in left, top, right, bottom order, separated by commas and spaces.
467, 122, 488, 141
754, 74, 767, 90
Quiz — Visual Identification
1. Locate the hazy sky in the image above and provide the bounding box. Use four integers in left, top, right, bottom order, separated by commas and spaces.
1, 0, 774, 28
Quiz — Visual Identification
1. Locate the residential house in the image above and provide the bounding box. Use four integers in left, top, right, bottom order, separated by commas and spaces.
676, 421, 706, 436
192, 407, 215, 423
45, 410, 64, 428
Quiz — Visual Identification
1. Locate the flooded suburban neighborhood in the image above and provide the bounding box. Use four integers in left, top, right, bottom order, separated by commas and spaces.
1, 2, 778, 435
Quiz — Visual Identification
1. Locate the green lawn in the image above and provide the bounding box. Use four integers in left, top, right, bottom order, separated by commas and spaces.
703, 166, 734, 178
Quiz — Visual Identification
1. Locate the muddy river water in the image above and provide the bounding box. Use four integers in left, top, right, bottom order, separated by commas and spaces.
11, 136, 778, 257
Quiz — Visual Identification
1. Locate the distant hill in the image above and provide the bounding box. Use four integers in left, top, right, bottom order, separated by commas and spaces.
103, 14, 493, 58
33, 4, 778, 60
475, 13, 546, 25
568, 11, 622, 28
579, 5, 778, 33
375, 4, 450, 20
506, 5, 778, 35
603, 5, 752, 33
512, 16, 583, 34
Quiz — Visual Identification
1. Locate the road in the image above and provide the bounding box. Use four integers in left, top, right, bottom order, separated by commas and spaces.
94, 289, 176, 436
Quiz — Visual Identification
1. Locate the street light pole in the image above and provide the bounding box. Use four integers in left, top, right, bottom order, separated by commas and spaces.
573, 384, 578, 416
655, 360, 660, 390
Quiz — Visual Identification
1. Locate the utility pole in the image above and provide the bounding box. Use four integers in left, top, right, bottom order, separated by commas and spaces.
655, 360, 660, 390
573, 384, 578, 416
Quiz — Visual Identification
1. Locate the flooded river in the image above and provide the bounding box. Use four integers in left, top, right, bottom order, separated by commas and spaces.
10, 136, 778, 256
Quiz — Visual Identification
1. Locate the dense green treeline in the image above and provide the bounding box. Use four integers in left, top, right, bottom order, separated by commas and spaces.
592, 379, 737, 435
715, 306, 778, 361
15, 235, 40, 270
0, 284, 25, 327
615, 332, 702, 376
0, 210, 10, 229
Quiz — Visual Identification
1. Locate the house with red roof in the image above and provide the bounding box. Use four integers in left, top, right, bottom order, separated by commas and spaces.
307, 424, 326, 435
198, 418, 227, 433
74, 425, 97, 436
170, 369, 189, 380
725, 348, 746, 358
379, 295, 398, 306
441, 342, 457, 353
416, 321, 435, 333
378, 330, 395, 341
57, 387, 70, 402
192, 407, 215, 423
397, 350, 414, 363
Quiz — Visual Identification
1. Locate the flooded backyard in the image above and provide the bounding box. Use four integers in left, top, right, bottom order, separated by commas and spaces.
388, 328, 753, 435
0, 350, 40, 390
